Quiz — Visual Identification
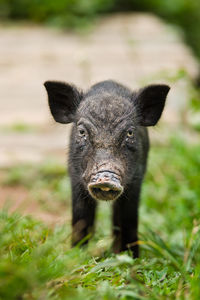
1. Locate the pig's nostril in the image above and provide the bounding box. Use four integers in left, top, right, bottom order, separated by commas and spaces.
97, 177, 109, 183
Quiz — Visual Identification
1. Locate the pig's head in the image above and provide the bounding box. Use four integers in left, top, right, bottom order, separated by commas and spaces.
44, 80, 170, 201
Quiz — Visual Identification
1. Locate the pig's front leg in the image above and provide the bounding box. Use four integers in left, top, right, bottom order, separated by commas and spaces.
112, 184, 140, 257
72, 184, 97, 247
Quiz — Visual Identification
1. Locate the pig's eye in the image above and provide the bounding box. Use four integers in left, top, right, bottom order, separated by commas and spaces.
78, 127, 87, 141
79, 129, 86, 136
125, 128, 136, 150
127, 129, 134, 138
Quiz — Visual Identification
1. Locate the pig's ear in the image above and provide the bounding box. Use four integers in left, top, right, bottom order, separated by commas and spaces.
44, 81, 82, 124
133, 84, 170, 126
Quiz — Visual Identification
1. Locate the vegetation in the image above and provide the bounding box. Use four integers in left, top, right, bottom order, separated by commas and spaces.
0, 0, 200, 59
1, 137, 200, 299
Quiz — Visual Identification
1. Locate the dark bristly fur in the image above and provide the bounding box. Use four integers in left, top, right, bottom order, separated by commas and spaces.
44, 79, 170, 257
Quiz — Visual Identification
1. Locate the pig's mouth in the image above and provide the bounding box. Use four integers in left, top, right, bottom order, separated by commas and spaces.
88, 171, 123, 201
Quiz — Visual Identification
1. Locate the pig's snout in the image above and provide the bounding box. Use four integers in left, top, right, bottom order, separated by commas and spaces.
88, 171, 123, 201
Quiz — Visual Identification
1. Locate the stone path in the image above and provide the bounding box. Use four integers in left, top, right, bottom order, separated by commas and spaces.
0, 13, 199, 167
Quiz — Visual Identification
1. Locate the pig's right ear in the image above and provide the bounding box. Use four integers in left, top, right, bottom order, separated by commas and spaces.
44, 81, 82, 124
133, 84, 170, 126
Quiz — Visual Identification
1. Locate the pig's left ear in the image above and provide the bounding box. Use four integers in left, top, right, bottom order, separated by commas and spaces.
133, 84, 170, 126
44, 81, 82, 124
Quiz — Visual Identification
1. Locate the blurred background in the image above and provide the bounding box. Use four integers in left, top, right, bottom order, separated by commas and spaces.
0, 2, 200, 298
0, 0, 199, 222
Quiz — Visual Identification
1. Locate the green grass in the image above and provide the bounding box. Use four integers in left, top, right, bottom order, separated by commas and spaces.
0, 137, 200, 299
0, 123, 39, 133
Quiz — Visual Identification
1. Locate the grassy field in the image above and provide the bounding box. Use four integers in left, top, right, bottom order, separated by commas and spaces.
0, 136, 200, 300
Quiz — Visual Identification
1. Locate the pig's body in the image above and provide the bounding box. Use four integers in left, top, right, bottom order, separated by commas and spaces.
44, 79, 170, 257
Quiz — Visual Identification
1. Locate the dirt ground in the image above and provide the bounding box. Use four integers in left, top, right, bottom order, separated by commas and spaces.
0, 186, 67, 225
